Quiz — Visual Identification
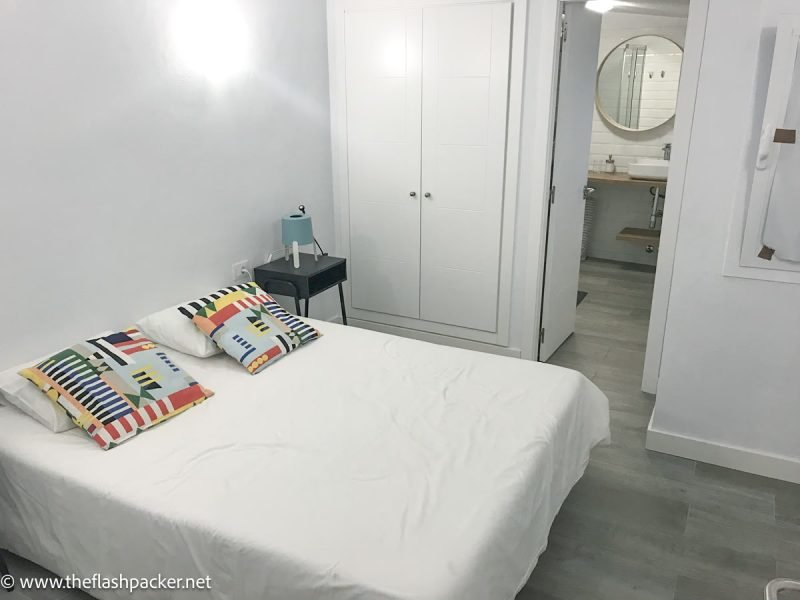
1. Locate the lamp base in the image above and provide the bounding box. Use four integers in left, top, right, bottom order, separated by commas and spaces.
292, 241, 300, 268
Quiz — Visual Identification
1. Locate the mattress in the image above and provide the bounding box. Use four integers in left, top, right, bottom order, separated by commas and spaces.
0, 321, 609, 600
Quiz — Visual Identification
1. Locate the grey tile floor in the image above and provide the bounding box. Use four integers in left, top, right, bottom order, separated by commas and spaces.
518, 258, 800, 600
4, 259, 798, 599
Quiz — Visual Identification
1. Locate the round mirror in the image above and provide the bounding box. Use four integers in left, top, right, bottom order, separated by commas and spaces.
596, 35, 683, 132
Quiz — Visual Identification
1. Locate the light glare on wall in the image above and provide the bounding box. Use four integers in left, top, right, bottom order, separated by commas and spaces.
170, 0, 250, 84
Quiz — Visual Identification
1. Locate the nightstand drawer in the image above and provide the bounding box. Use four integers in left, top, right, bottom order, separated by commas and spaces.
258, 278, 308, 298
309, 260, 347, 296
253, 253, 347, 324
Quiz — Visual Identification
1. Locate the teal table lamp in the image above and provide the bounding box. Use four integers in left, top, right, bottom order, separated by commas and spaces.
282, 210, 315, 268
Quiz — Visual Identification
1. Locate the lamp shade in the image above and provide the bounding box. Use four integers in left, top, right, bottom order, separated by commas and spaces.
281, 213, 313, 246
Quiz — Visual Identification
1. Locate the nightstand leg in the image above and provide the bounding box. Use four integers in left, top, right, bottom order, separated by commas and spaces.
294, 296, 301, 316
304, 298, 310, 318
338, 283, 348, 326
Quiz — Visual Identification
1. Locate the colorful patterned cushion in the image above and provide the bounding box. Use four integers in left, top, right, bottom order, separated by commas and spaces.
177, 283, 256, 320
135, 285, 260, 359
19, 329, 212, 450
192, 282, 320, 374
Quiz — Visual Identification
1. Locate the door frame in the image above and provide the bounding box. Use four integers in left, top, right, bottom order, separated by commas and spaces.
326, 0, 528, 347
517, 0, 566, 361
536, 1, 568, 361
536, 0, 603, 362
640, 0, 709, 392
530, 0, 710, 396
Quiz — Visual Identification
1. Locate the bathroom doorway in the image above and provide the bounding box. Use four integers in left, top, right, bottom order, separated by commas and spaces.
539, 0, 690, 390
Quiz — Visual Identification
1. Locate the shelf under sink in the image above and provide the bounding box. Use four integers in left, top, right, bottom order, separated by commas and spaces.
616, 227, 661, 244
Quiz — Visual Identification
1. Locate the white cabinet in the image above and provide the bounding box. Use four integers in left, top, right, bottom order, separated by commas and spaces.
341, 1, 515, 339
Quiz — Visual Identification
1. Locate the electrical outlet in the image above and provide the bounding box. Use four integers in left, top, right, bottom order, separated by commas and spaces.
232, 260, 250, 282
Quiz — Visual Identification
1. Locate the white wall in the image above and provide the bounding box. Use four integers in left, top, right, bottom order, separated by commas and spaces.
0, 0, 335, 369
649, 0, 800, 481
589, 12, 688, 171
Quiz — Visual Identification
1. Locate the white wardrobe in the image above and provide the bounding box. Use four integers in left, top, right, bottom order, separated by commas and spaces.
330, 0, 524, 346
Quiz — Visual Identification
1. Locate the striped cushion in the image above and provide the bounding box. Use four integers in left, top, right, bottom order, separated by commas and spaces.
192, 282, 320, 374
19, 329, 212, 450
177, 283, 254, 320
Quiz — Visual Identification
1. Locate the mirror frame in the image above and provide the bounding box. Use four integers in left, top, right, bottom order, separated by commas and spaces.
595, 34, 684, 133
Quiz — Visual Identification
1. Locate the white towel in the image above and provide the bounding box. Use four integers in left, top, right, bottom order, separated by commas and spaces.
762, 43, 800, 262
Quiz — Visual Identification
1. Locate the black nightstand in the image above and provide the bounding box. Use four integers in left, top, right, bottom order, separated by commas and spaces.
254, 253, 347, 325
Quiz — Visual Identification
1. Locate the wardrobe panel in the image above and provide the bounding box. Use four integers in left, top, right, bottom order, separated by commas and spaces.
420, 3, 512, 332
423, 210, 495, 273
435, 4, 493, 76
349, 255, 422, 319
347, 78, 409, 142
345, 8, 422, 318
422, 268, 501, 334
430, 145, 488, 212
436, 78, 491, 146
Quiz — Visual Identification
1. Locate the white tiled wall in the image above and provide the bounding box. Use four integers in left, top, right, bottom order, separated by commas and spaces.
589, 13, 688, 172
637, 37, 683, 130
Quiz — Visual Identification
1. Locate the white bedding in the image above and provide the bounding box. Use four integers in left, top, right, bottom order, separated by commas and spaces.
0, 321, 609, 600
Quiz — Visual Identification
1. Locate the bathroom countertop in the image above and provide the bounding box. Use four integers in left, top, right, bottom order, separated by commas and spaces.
588, 171, 668, 184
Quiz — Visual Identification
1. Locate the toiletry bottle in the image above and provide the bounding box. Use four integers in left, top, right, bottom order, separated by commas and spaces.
605, 154, 616, 174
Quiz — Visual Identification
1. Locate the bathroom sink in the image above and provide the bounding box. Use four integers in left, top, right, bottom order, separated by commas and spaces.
628, 158, 669, 181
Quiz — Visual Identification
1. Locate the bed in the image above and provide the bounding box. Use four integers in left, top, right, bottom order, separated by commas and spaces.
0, 320, 609, 600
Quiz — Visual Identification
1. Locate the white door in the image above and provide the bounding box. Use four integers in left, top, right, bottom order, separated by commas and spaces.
419, 3, 512, 332
539, 3, 602, 360
345, 9, 422, 318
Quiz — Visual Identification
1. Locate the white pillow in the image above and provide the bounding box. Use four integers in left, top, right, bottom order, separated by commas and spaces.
0, 361, 76, 433
136, 303, 221, 358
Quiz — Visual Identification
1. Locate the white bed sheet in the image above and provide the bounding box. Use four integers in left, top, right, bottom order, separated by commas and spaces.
0, 321, 609, 600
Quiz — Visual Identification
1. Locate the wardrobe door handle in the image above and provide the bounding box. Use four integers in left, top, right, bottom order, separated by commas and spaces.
409, 191, 417, 197
424, 192, 431, 198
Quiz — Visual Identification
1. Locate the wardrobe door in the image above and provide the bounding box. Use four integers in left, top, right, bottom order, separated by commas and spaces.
419, 3, 512, 332
345, 9, 422, 318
